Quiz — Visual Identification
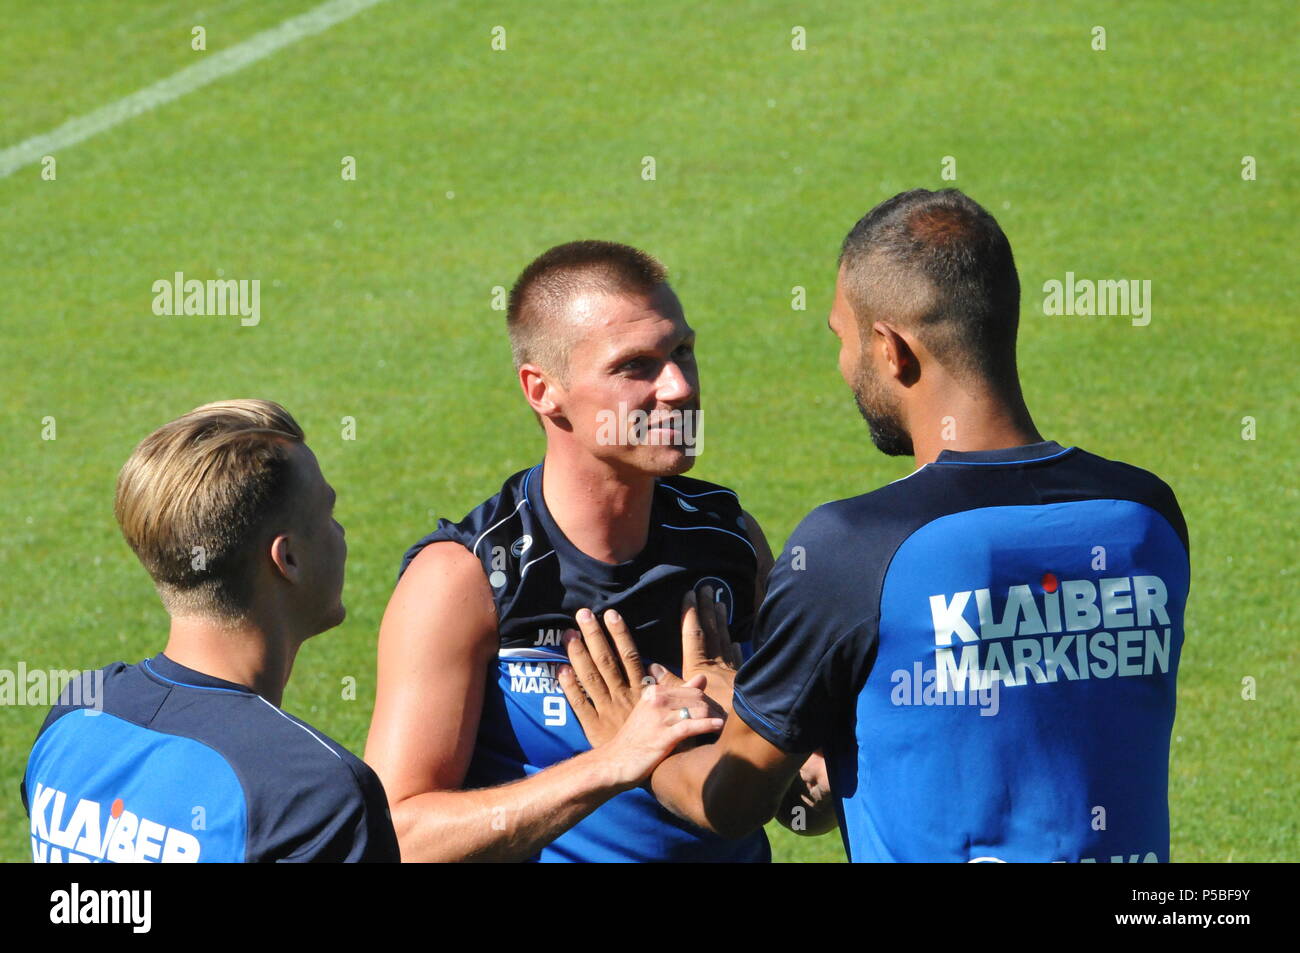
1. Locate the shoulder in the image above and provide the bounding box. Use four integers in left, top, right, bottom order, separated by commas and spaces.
657, 474, 748, 529
234, 702, 398, 862
258, 705, 383, 801
399, 466, 537, 578
782, 470, 950, 569
48, 660, 130, 714
658, 472, 742, 505
136, 688, 362, 794
1053, 447, 1189, 552
657, 474, 747, 526
381, 535, 498, 669
26, 661, 139, 781
234, 702, 393, 859
658, 473, 758, 556
30, 660, 153, 745
1070, 447, 1182, 502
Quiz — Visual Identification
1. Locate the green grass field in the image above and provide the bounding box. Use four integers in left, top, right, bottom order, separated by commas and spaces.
1, 0, 1295, 863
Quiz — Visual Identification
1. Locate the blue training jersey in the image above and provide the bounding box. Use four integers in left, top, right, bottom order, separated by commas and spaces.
21, 654, 399, 863
400, 462, 771, 863
732, 441, 1190, 863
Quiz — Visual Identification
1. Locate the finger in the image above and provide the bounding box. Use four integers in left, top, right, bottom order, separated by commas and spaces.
648, 663, 684, 688
679, 589, 707, 667
576, 608, 627, 691
726, 638, 744, 668
666, 717, 727, 746
604, 609, 646, 686
659, 700, 717, 725
654, 683, 708, 707
699, 586, 729, 660
563, 624, 610, 708
695, 584, 717, 648
713, 599, 734, 660
557, 665, 599, 738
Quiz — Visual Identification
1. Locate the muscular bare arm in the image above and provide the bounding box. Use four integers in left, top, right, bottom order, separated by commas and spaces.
742, 509, 775, 611
364, 541, 718, 862
652, 708, 808, 838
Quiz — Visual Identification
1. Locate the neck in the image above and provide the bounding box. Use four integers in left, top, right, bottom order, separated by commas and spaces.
540, 445, 657, 564
908, 378, 1042, 468
162, 611, 300, 707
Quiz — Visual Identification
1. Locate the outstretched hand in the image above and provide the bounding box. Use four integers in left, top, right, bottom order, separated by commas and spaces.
559, 608, 723, 790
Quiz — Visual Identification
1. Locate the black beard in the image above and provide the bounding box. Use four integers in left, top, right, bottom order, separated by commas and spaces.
854, 368, 914, 457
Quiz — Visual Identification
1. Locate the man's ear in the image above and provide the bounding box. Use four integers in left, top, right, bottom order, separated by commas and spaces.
269, 534, 300, 583
871, 321, 920, 386
519, 363, 564, 422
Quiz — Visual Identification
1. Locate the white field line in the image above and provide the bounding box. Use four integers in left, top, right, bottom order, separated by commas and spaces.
0, 0, 390, 179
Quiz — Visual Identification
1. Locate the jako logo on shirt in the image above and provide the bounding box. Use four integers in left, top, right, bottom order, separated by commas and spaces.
928, 574, 1174, 691
29, 783, 200, 863
695, 576, 734, 623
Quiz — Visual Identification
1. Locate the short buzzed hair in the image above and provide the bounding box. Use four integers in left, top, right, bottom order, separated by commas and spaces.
114, 399, 306, 621
839, 189, 1021, 389
507, 240, 668, 380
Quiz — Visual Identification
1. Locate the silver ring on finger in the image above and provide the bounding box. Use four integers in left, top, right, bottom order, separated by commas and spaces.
677, 707, 691, 721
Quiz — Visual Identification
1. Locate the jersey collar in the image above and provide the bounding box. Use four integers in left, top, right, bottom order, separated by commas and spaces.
142, 653, 255, 694
531, 460, 665, 585
932, 440, 1072, 466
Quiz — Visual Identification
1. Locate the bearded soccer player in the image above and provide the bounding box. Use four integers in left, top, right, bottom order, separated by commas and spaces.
569, 190, 1191, 863
365, 240, 798, 862
21, 400, 398, 862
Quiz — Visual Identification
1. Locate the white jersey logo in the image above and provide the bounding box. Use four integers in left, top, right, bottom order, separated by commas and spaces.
928, 573, 1175, 691
29, 784, 201, 863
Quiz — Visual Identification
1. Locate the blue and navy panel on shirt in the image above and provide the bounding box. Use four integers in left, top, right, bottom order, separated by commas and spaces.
21, 655, 399, 863
733, 442, 1190, 863
401, 463, 770, 863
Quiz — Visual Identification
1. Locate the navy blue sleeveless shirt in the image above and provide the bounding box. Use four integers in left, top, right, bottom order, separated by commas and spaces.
400, 462, 771, 863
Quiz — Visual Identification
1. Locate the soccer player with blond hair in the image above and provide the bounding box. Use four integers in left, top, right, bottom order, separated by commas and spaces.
22, 400, 399, 862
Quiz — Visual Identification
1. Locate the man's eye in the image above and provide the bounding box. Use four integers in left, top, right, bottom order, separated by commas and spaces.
620, 358, 647, 372
674, 344, 695, 359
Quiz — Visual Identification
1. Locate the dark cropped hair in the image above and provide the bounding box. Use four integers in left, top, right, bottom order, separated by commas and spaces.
839, 189, 1021, 388
507, 240, 667, 380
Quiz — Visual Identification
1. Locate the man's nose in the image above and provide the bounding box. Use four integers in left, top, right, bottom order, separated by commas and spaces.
656, 359, 695, 403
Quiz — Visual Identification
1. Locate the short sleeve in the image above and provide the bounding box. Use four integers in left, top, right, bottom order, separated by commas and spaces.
277, 759, 399, 863
732, 506, 881, 754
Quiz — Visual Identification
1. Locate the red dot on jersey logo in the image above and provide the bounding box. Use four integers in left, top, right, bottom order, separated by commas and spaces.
111, 798, 124, 819
1041, 572, 1059, 593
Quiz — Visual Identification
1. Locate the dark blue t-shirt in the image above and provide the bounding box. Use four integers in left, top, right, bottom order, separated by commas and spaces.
21, 654, 398, 863
733, 442, 1190, 863
401, 462, 770, 863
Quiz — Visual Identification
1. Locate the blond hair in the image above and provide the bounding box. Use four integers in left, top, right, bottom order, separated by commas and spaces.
114, 400, 306, 620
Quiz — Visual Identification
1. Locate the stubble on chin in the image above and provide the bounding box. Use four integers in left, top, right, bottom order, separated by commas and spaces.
853, 365, 913, 458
